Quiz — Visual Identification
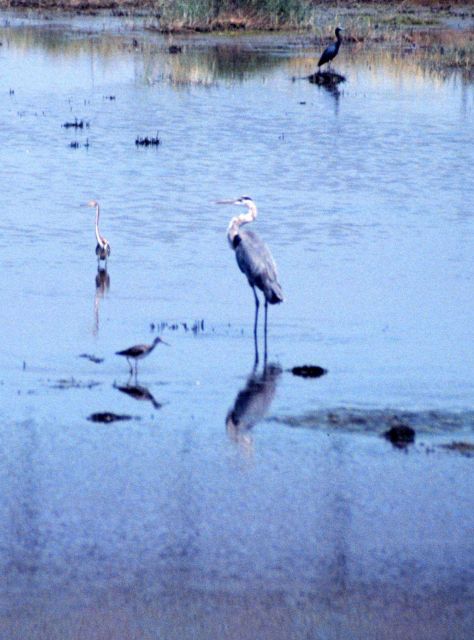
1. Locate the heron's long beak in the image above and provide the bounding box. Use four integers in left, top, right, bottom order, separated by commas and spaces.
215, 199, 237, 205
159, 338, 171, 346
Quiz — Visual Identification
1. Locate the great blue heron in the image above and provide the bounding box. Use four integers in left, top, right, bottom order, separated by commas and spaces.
318, 27, 343, 71
87, 200, 111, 262
217, 196, 283, 363
115, 336, 169, 376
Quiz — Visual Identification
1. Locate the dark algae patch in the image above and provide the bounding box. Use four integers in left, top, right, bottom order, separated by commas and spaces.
291, 365, 327, 378
440, 441, 474, 457
88, 412, 133, 423
272, 409, 474, 437
383, 423, 416, 448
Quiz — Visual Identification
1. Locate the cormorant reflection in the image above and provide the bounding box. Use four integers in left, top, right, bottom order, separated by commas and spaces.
226, 363, 282, 450
93, 266, 110, 336
322, 82, 341, 115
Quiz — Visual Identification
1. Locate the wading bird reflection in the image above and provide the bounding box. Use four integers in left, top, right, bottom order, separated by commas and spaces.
114, 382, 163, 409
87, 200, 111, 263
226, 363, 282, 452
93, 266, 110, 336
116, 336, 169, 377
217, 196, 283, 364
318, 27, 343, 72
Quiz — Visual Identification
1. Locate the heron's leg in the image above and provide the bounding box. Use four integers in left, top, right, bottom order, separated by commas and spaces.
127, 357, 133, 374
252, 287, 260, 366
264, 300, 268, 366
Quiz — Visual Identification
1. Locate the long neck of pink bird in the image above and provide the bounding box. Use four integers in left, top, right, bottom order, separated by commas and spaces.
227, 202, 257, 247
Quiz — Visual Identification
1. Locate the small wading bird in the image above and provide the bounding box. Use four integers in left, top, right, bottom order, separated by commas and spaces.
317, 27, 343, 72
87, 200, 111, 263
116, 336, 169, 376
217, 196, 283, 363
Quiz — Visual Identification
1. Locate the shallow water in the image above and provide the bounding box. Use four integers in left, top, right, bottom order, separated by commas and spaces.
0, 14, 473, 639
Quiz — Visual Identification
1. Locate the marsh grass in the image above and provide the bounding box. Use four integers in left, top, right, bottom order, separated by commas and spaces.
155, 0, 316, 31
152, 0, 453, 33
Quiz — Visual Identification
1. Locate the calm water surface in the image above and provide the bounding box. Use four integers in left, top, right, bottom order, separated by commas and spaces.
0, 15, 473, 639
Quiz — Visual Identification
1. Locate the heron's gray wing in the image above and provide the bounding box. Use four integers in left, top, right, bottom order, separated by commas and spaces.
235, 230, 277, 281
236, 230, 283, 303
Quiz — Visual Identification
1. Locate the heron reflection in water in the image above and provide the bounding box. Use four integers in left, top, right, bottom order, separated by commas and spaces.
93, 266, 110, 336
87, 200, 111, 263
226, 363, 282, 452
217, 196, 283, 364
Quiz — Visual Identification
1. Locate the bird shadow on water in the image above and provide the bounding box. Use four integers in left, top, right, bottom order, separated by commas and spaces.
226, 362, 282, 454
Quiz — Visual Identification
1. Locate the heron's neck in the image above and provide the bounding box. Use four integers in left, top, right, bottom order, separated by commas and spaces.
94, 204, 103, 246
227, 203, 257, 247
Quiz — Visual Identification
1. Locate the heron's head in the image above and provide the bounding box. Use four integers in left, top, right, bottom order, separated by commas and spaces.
216, 196, 255, 207
153, 336, 170, 347
87, 199, 99, 208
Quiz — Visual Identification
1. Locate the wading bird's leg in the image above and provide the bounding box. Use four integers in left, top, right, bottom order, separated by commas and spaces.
264, 300, 268, 366
127, 358, 133, 375
253, 287, 260, 366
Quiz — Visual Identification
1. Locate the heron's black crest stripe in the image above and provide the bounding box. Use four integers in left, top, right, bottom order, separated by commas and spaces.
233, 235, 241, 249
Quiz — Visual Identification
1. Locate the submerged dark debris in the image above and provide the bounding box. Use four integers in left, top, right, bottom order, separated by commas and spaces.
88, 412, 132, 423
383, 423, 416, 448
291, 365, 327, 379
150, 319, 205, 334
51, 377, 101, 390
78, 353, 104, 364
62, 118, 89, 129
69, 139, 90, 149
135, 134, 161, 147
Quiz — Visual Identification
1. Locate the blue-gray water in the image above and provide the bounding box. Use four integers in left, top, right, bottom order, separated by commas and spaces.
0, 14, 473, 639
